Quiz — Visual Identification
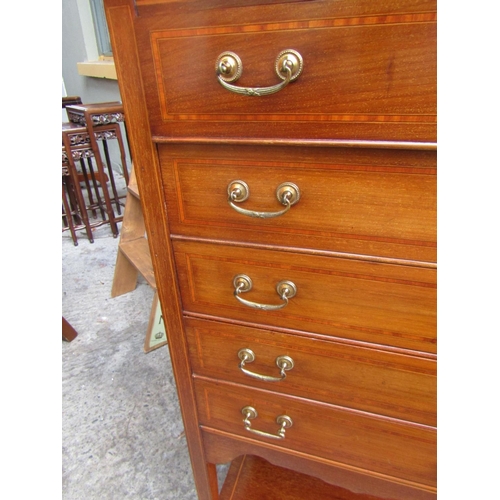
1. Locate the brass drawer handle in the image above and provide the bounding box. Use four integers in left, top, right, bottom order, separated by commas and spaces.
215, 49, 303, 96
227, 180, 300, 219
233, 274, 297, 311
241, 406, 293, 440
238, 348, 294, 382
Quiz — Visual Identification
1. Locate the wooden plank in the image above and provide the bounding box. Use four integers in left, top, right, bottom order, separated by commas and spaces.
110, 249, 140, 297
111, 164, 150, 298
127, 181, 140, 199
119, 237, 156, 289
127, 166, 140, 198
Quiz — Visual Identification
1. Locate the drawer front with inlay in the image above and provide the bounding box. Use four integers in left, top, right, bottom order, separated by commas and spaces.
186, 317, 436, 426
136, 0, 437, 141
174, 240, 436, 353
194, 378, 437, 489
160, 144, 437, 263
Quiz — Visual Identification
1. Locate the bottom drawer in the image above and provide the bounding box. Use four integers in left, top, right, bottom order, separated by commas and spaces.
194, 378, 436, 489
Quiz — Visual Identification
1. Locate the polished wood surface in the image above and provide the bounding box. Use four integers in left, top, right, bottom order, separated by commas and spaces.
160, 144, 437, 263
185, 317, 436, 426
151, 20, 435, 121
105, 0, 437, 497
131, 0, 437, 142
219, 455, 382, 500
174, 240, 436, 353
194, 378, 436, 487
203, 432, 436, 500
105, 2, 220, 497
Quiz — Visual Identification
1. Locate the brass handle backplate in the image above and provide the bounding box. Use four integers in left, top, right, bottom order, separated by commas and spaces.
238, 348, 294, 382
233, 274, 297, 311
216, 49, 303, 96
241, 406, 293, 440
227, 180, 300, 219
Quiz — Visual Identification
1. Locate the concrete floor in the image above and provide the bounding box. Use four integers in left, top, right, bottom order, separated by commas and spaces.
62, 200, 227, 499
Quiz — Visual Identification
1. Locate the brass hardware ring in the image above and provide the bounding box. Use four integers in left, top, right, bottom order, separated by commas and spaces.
238, 348, 294, 382
241, 406, 293, 440
227, 180, 300, 219
215, 49, 303, 96
233, 274, 297, 311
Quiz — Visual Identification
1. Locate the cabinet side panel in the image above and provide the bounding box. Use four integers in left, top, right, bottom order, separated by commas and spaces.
104, 1, 218, 498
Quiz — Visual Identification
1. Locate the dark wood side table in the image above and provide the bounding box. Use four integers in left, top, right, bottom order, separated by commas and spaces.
66, 102, 130, 237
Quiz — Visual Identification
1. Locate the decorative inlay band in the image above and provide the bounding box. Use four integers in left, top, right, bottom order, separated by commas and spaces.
151, 12, 437, 40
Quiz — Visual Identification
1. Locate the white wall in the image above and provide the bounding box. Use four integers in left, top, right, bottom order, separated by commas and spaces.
62, 0, 121, 103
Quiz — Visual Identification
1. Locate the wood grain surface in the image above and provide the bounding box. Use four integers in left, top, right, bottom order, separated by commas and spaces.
105, 0, 437, 498
132, 0, 437, 141
219, 454, 384, 500
174, 240, 437, 353
194, 378, 437, 487
185, 317, 436, 426
159, 143, 437, 263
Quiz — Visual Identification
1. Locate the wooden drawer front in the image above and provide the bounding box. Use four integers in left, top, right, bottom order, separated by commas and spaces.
194, 378, 437, 489
140, 1, 436, 141
160, 144, 437, 263
174, 240, 436, 353
186, 318, 436, 426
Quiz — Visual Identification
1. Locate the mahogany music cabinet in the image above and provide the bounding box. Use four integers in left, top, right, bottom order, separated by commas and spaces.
104, 1, 437, 498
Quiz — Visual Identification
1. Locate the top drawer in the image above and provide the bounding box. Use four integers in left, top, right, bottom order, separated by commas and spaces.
136, 0, 437, 142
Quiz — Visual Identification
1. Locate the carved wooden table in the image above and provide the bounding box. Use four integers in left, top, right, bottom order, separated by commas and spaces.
66, 102, 130, 237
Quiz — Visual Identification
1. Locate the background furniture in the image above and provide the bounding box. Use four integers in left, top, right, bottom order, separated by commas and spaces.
62, 96, 86, 245
65, 101, 130, 239
62, 122, 99, 244
62, 317, 78, 342
62, 156, 81, 246
105, 1, 436, 498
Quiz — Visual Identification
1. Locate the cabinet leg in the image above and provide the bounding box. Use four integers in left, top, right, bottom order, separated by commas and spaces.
206, 462, 220, 499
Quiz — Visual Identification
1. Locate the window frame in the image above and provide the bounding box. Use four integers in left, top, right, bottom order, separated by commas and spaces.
89, 0, 112, 57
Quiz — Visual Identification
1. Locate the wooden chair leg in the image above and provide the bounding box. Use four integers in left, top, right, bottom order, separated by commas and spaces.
79, 158, 98, 218
62, 180, 79, 246
62, 317, 78, 342
62, 134, 95, 243
101, 137, 122, 214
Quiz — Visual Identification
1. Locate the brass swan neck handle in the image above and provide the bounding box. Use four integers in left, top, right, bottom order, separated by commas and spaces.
216, 49, 303, 97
